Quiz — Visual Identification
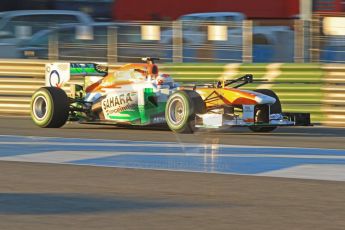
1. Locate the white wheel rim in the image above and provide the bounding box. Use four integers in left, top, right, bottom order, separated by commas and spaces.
33, 96, 48, 120
168, 97, 185, 126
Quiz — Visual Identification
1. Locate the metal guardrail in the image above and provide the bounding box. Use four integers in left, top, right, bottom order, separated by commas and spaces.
0, 60, 123, 115
0, 59, 46, 77
161, 63, 324, 122
0, 59, 343, 126
322, 64, 345, 126
0, 60, 47, 115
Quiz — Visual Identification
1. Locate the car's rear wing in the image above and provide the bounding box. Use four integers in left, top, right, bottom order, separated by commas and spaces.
45, 62, 108, 87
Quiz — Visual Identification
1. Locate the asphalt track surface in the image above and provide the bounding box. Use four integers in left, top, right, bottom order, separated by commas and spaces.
0, 116, 345, 230
1, 116, 345, 149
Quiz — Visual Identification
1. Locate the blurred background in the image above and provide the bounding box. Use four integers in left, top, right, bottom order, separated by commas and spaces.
0, 0, 344, 63
1, 0, 345, 125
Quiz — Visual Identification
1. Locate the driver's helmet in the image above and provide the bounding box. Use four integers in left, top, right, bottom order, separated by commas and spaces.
156, 74, 174, 88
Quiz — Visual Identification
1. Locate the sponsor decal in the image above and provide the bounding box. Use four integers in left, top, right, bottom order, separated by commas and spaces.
243, 105, 254, 112
70, 63, 107, 76
151, 116, 166, 124
242, 105, 254, 123
102, 92, 138, 117
45, 63, 70, 87
49, 70, 61, 87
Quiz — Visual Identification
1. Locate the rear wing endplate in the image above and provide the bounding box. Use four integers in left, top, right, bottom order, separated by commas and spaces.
45, 63, 108, 87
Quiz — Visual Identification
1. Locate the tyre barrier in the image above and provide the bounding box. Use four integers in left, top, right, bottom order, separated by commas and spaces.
0, 59, 340, 126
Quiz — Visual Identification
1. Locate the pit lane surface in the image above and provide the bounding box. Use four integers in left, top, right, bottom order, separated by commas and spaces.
0, 116, 345, 229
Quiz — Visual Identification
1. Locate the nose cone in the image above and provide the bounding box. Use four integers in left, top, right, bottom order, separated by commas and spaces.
254, 94, 276, 104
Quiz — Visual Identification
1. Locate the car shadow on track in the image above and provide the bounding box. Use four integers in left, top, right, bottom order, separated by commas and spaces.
64, 124, 345, 138
198, 127, 345, 137
0, 193, 204, 215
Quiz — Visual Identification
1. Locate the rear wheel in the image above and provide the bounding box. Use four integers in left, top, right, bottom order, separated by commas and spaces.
249, 89, 281, 132
165, 90, 205, 133
30, 87, 69, 128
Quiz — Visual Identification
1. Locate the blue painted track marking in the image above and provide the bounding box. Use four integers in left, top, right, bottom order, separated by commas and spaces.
0, 135, 345, 181
72, 155, 345, 174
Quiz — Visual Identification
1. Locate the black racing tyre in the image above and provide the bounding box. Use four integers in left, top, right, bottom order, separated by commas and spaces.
249, 89, 282, 132
30, 87, 69, 128
165, 90, 206, 134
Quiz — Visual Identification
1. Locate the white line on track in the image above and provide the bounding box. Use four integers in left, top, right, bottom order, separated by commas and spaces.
1, 151, 345, 163
0, 138, 344, 151
0, 151, 121, 163
259, 164, 345, 181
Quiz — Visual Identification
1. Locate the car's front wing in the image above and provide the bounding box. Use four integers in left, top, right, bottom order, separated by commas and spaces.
195, 112, 311, 129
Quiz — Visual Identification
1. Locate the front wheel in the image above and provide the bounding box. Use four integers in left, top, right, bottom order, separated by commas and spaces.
249, 89, 282, 133
30, 87, 69, 128
165, 90, 205, 134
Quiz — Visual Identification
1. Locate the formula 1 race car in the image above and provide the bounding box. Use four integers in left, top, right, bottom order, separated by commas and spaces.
30, 57, 310, 133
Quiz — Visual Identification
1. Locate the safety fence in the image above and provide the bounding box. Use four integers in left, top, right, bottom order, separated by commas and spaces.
0, 59, 344, 126
3, 16, 345, 64
312, 13, 345, 64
